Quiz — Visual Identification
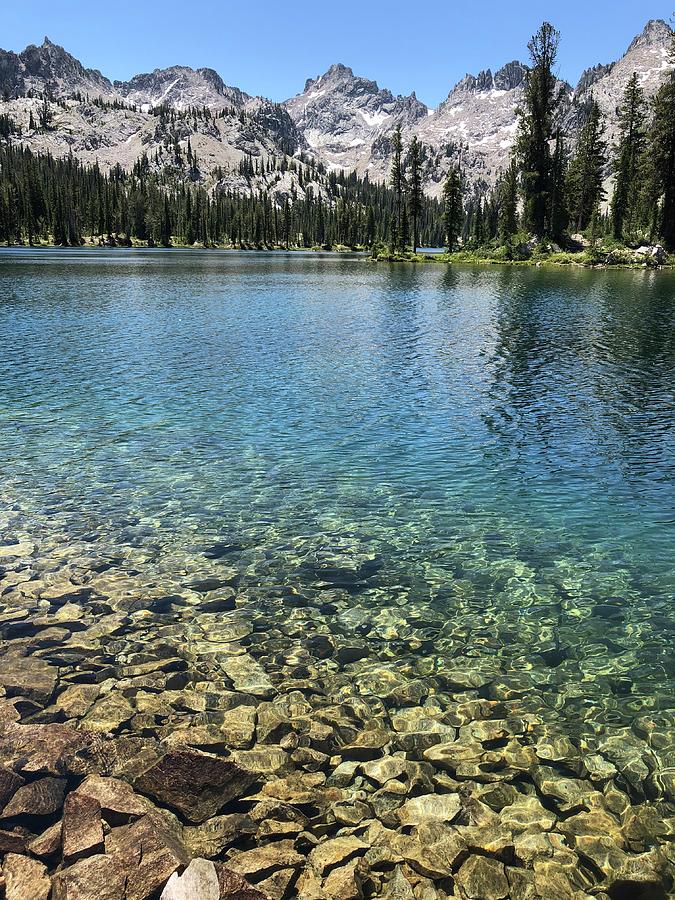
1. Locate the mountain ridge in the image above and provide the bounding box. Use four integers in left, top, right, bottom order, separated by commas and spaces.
0, 20, 672, 198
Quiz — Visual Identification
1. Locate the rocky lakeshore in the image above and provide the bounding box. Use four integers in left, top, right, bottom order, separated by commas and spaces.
0, 526, 673, 900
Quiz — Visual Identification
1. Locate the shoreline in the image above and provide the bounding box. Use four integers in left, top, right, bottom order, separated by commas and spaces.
1, 242, 672, 269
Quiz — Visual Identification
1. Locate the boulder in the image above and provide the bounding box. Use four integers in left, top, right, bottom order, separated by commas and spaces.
0, 657, 57, 705
74, 775, 151, 823
134, 750, 257, 823
396, 793, 461, 826
62, 791, 104, 861
3, 852, 51, 900
219, 654, 275, 698
161, 858, 221, 899
1, 776, 66, 818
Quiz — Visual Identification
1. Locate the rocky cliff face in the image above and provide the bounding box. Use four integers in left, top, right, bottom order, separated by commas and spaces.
0, 22, 672, 197
0, 37, 116, 101
283, 63, 428, 173
115, 65, 249, 112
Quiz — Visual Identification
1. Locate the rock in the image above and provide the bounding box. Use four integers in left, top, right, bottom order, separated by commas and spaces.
342, 728, 390, 761
0, 723, 87, 776
220, 705, 257, 748
322, 858, 368, 899
396, 793, 461, 826
0, 657, 57, 705
0, 827, 29, 853
81, 692, 135, 733
1, 776, 66, 818
381, 867, 415, 899
182, 813, 255, 857
220, 654, 275, 697
27, 820, 62, 857
455, 855, 509, 900
75, 775, 152, 823
233, 746, 291, 777
134, 750, 257, 823
226, 840, 305, 878
53, 684, 101, 719
62, 791, 104, 861
104, 813, 189, 900
0, 765, 24, 807
309, 836, 369, 876
215, 864, 270, 899
51, 852, 128, 900
161, 858, 221, 899
3, 852, 51, 900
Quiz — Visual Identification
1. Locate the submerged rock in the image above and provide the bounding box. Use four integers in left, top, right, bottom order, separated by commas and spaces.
134, 750, 257, 823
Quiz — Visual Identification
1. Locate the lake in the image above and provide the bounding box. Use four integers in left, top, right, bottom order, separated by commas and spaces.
1, 248, 674, 896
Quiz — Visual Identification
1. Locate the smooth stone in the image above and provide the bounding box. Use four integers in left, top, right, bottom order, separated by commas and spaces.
219, 654, 275, 698
396, 793, 461, 826
81, 693, 135, 733
161, 858, 220, 899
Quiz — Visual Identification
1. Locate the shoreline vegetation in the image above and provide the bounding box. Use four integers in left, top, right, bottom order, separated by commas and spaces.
2, 237, 671, 270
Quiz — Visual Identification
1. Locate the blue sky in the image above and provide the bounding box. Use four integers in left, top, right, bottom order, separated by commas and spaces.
3, 1, 672, 107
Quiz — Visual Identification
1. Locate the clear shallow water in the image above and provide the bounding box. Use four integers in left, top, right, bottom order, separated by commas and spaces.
1, 251, 674, 853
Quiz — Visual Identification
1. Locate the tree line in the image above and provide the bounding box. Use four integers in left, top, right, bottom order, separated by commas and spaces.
0, 143, 444, 249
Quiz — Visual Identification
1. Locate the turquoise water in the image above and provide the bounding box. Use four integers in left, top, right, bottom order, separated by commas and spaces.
0, 249, 674, 736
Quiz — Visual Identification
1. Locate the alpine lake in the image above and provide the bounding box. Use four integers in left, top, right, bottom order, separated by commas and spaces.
0, 249, 673, 899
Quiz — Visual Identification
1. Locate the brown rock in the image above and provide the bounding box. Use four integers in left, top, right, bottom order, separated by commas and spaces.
0, 658, 57, 705
105, 813, 189, 900
27, 820, 62, 858
75, 775, 151, 823
134, 750, 257, 823
310, 836, 369, 876
226, 840, 305, 878
0, 722, 87, 775
3, 852, 51, 900
0, 765, 24, 808
2, 776, 66, 818
51, 853, 127, 900
182, 813, 255, 858
396, 793, 461, 826
0, 827, 29, 853
216, 863, 270, 899
62, 791, 104, 862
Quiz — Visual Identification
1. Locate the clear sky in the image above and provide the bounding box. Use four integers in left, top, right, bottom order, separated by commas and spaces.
3, 1, 672, 108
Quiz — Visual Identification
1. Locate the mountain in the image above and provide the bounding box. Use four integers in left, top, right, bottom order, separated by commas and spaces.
115, 65, 248, 112
0, 22, 672, 198
0, 37, 116, 101
284, 63, 428, 173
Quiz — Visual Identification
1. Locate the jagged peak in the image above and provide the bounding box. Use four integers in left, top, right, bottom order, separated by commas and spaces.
450, 60, 527, 95
627, 19, 673, 53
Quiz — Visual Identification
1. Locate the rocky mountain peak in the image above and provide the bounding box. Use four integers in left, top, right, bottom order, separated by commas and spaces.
627, 19, 673, 53
494, 61, 528, 91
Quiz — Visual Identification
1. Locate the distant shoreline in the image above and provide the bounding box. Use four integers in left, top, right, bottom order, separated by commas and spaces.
0, 243, 672, 270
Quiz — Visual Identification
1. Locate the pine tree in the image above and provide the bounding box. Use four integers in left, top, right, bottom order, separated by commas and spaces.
611, 73, 647, 240
407, 136, 423, 253
566, 100, 606, 233
390, 124, 406, 252
442, 166, 463, 251
497, 160, 519, 242
515, 22, 563, 236
645, 36, 675, 249
549, 130, 568, 239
